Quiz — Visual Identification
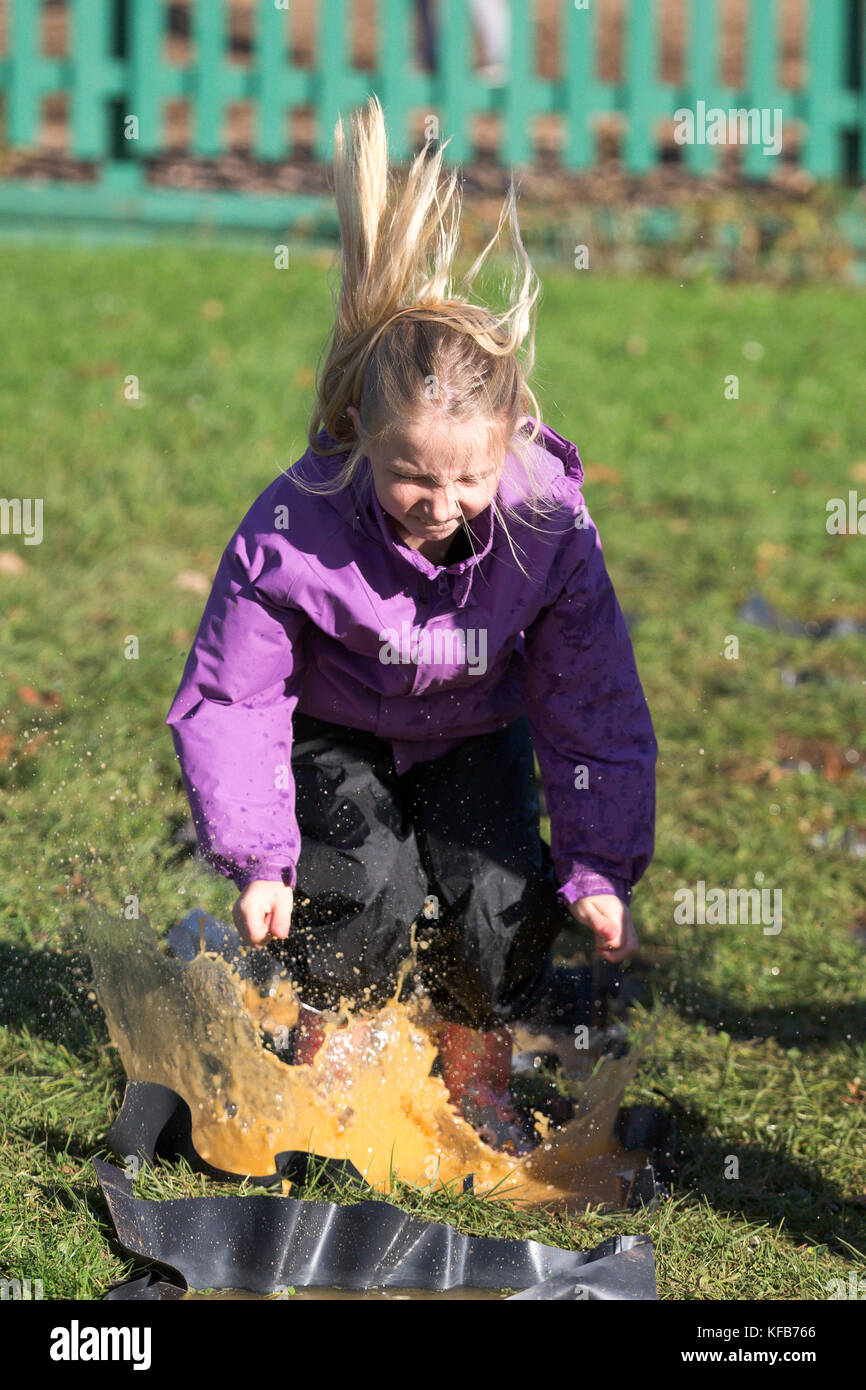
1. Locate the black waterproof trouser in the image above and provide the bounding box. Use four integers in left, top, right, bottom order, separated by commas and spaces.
268, 712, 575, 1030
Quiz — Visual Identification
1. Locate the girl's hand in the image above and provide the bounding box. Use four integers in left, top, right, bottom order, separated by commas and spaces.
568, 894, 638, 963
232, 880, 293, 947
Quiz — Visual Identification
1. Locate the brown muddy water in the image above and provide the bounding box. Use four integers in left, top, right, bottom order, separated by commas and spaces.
86, 910, 655, 1211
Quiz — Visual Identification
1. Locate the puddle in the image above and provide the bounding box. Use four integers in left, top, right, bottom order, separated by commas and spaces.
86, 908, 655, 1211
739, 591, 866, 639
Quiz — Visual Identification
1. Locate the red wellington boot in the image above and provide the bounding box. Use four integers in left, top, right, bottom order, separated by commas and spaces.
437, 1021, 533, 1156
292, 1010, 326, 1065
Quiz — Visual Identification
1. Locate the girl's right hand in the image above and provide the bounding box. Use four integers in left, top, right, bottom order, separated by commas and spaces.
232, 880, 293, 947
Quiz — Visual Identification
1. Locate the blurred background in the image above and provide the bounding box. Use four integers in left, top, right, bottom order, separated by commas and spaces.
0, 0, 864, 1300
0, 0, 864, 275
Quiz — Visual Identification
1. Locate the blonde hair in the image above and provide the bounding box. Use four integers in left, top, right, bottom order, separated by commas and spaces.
291, 94, 565, 574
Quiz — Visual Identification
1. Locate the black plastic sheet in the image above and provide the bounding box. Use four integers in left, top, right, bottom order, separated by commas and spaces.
97, 1158, 659, 1301
98, 1080, 675, 1301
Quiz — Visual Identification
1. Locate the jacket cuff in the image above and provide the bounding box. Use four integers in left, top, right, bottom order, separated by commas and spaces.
557, 865, 632, 907
204, 853, 296, 893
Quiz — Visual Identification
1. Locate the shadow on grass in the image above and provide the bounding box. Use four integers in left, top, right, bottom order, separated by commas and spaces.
33, 1145, 149, 1281
0, 943, 108, 1055
624, 962, 866, 1049
678, 991, 866, 1047
666, 1109, 866, 1260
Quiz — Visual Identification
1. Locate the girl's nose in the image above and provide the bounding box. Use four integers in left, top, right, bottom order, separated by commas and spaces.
430, 484, 458, 521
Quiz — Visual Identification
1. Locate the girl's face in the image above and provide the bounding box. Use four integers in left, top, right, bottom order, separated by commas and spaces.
346, 406, 515, 549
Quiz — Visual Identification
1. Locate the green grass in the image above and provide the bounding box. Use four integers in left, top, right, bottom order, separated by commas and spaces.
1, 243, 864, 1299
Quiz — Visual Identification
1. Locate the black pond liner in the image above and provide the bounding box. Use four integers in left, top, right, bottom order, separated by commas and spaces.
97, 1157, 658, 1302
98, 1081, 676, 1301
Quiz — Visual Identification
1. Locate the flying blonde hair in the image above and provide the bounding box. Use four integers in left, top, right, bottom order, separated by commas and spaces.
290, 93, 564, 573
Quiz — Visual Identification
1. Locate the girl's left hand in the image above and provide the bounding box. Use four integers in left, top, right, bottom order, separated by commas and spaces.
568, 894, 638, 963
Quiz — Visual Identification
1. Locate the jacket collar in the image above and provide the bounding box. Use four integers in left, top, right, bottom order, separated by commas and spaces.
364, 479, 494, 607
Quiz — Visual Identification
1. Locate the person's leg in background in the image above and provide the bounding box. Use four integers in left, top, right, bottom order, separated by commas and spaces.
404, 715, 572, 1151
415, 0, 437, 70
468, 0, 510, 81
268, 713, 429, 1060
415, 0, 510, 82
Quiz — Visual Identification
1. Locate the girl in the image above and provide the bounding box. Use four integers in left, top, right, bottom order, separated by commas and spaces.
166, 96, 657, 1154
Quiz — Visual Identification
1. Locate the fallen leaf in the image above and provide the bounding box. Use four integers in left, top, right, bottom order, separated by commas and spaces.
586, 463, 622, 485
0, 551, 27, 575
18, 686, 62, 708
755, 540, 792, 576
69, 359, 119, 379
174, 571, 210, 595
775, 735, 852, 782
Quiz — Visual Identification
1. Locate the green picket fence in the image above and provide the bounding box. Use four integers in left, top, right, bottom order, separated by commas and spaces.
0, 0, 863, 237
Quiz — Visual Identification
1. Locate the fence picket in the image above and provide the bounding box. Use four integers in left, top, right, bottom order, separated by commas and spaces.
71, 0, 111, 159
129, 0, 163, 155
562, 0, 597, 170
8, 0, 41, 146
859, 0, 866, 180
503, 0, 534, 166
254, 0, 288, 160
316, 0, 352, 163
192, 0, 225, 157
439, 0, 473, 165
804, 0, 845, 175
379, 0, 415, 162
683, 0, 719, 174
742, 0, 779, 179
623, 0, 659, 173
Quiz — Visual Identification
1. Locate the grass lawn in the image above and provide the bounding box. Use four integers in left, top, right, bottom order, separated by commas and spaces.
1, 242, 864, 1300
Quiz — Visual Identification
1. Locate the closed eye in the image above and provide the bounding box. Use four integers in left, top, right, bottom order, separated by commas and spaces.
391, 472, 489, 485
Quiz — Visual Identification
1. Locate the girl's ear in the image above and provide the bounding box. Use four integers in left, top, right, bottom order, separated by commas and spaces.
345, 405, 360, 434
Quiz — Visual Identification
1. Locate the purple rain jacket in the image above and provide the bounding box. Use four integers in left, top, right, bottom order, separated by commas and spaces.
166, 417, 657, 908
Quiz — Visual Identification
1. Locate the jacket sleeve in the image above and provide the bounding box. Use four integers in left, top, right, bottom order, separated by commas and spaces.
523, 499, 657, 907
165, 524, 307, 892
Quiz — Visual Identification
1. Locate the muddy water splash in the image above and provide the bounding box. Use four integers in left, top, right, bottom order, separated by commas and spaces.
86, 909, 655, 1210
